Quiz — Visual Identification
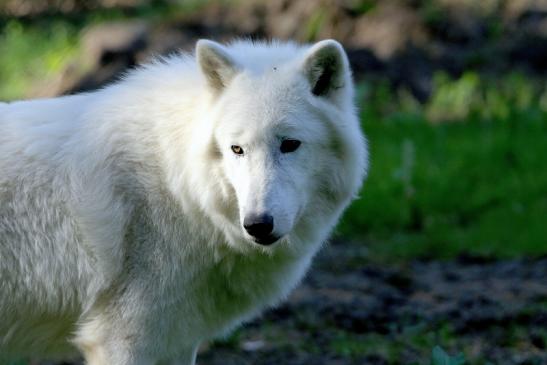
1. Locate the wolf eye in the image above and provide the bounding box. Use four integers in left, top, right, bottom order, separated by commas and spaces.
231, 145, 244, 155
280, 139, 301, 153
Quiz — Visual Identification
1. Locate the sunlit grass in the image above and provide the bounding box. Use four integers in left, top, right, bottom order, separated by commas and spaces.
0, 0, 215, 101
338, 73, 547, 261
0, 20, 81, 100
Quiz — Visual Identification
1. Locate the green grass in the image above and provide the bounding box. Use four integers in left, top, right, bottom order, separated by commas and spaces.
338, 73, 547, 261
0, 20, 80, 100
0, 0, 213, 101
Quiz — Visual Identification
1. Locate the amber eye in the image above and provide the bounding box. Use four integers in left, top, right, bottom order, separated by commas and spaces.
280, 139, 301, 153
231, 145, 244, 155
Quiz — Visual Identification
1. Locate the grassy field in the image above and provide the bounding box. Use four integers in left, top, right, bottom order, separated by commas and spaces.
0, 19, 80, 100
338, 74, 547, 262
0, 1, 205, 100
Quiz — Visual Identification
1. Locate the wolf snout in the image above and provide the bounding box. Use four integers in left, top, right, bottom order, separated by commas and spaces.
243, 214, 279, 245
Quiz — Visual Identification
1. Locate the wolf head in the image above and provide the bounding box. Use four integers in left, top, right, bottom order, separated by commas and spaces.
195, 39, 366, 249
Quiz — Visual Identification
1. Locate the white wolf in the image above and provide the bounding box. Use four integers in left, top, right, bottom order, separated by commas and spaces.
0, 39, 367, 365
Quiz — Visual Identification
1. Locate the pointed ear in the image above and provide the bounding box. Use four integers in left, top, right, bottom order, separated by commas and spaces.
196, 39, 240, 94
303, 39, 350, 100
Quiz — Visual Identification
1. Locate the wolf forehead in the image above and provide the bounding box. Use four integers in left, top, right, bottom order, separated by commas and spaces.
213, 79, 316, 127
211, 79, 333, 150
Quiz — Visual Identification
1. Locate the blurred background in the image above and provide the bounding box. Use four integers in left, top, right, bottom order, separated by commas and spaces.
1, 1, 546, 364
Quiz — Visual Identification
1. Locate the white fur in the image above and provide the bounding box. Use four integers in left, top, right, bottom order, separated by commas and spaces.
0, 39, 367, 365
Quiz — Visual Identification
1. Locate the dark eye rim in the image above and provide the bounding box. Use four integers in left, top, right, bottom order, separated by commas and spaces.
280, 139, 301, 153
231, 145, 244, 155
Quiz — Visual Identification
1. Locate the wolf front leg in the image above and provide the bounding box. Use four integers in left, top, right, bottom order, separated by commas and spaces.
77, 330, 198, 365
159, 347, 198, 365
78, 341, 158, 365
75, 308, 200, 365
75, 314, 163, 365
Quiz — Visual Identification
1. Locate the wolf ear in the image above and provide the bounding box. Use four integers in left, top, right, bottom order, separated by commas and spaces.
197, 39, 240, 94
303, 40, 349, 101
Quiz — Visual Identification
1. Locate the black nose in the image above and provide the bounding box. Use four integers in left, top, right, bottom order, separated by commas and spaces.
243, 214, 276, 245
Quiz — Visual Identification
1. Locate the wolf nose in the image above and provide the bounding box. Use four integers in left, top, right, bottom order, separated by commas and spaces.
243, 214, 276, 245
